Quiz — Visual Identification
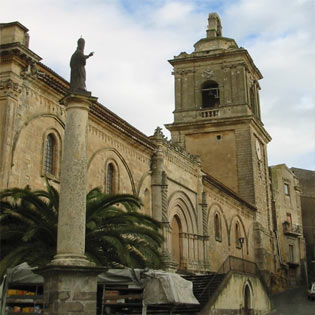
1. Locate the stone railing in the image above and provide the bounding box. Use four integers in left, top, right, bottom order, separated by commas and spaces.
151, 127, 200, 165
200, 109, 220, 118
217, 255, 258, 275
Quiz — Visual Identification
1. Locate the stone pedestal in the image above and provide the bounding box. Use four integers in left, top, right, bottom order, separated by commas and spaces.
38, 265, 105, 315
51, 92, 97, 266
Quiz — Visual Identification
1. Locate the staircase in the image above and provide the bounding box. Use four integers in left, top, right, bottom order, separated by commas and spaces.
98, 256, 261, 314
171, 273, 226, 314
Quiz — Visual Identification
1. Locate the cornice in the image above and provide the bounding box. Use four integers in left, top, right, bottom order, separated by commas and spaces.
165, 113, 271, 143
0, 42, 41, 64
169, 48, 262, 80
90, 102, 157, 152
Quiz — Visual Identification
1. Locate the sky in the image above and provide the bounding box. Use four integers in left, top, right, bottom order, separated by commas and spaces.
1, 0, 314, 170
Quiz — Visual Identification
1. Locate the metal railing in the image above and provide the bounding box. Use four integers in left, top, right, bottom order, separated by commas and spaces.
283, 223, 302, 235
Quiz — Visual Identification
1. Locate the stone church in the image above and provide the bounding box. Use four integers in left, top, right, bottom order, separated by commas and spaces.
0, 13, 307, 314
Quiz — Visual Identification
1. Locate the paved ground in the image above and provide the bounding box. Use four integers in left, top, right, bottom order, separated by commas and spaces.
268, 286, 315, 315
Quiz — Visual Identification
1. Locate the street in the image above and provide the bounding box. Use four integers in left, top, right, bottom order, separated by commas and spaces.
268, 286, 315, 315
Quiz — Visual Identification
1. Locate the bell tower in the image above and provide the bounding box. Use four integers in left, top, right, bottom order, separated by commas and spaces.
166, 13, 274, 274
166, 13, 271, 207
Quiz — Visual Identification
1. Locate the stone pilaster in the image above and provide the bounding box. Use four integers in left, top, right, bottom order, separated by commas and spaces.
150, 128, 164, 223
0, 79, 22, 190
150, 127, 173, 266
51, 93, 97, 266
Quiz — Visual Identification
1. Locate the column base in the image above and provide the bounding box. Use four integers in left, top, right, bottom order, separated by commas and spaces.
51, 253, 94, 267
36, 264, 106, 315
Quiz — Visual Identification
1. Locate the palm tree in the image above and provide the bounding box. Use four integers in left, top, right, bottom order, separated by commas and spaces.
0, 181, 164, 280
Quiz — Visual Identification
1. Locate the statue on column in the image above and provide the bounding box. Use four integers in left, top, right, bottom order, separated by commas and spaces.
70, 38, 94, 93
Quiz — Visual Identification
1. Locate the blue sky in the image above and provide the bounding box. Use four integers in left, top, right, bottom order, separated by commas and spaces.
1, 0, 314, 170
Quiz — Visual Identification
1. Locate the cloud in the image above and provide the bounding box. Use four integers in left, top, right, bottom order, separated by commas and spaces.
1, 0, 314, 170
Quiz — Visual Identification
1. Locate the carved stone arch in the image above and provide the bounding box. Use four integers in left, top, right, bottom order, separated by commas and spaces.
168, 191, 197, 234
200, 79, 219, 90
88, 147, 136, 195
11, 113, 65, 166
136, 171, 152, 197
168, 191, 197, 269
230, 214, 248, 252
208, 203, 229, 243
136, 171, 152, 215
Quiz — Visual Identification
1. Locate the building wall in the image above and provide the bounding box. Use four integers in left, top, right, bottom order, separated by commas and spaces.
200, 272, 271, 315
291, 168, 315, 282
204, 180, 257, 272
270, 164, 306, 288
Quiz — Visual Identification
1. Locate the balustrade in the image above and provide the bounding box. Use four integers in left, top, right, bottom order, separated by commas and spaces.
200, 109, 219, 118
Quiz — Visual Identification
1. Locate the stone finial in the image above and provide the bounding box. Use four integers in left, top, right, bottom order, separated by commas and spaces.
207, 13, 222, 38
153, 126, 165, 139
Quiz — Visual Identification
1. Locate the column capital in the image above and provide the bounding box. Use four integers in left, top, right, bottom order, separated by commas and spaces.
60, 92, 98, 107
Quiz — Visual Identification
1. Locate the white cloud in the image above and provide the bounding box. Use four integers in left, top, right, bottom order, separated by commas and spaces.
1, 0, 314, 170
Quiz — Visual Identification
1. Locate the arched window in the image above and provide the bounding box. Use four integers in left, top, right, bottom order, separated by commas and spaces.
201, 81, 220, 108
214, 213, 222, 241
235, 222, 241, 248
171, 215, 182, 267
244, 284, 252, 315
44, 134, 55, 175
106, 163, 115, 194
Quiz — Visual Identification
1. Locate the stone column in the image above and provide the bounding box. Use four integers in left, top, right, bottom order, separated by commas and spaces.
37, 92, 106, 315
52, 93, 97, 266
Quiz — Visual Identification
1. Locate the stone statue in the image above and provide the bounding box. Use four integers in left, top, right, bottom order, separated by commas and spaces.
70, 38, 94, 93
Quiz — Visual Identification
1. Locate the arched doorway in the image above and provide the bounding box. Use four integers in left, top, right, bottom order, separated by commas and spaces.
244, 284, 251, 315
171, 215, 182, 267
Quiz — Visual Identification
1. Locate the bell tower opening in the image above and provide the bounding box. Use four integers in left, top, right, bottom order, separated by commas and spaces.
201, 81, 220, 108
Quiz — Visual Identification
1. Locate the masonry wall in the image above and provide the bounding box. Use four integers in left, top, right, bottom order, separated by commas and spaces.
203, 181, 257, 272
270, 164, 306, 289
200, 272, 271, 315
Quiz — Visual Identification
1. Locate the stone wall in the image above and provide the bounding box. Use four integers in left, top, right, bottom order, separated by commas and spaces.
203, 177, 257, 272
199, 272, 271, 315
270, 164, 306, 288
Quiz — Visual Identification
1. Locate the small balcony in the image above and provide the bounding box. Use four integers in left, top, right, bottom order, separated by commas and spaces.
283, 222, 302, 237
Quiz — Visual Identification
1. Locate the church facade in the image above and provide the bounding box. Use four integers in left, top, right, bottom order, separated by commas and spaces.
0, 14, 306, 314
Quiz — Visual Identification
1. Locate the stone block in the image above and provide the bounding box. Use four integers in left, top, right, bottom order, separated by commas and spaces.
73, 291, 96, 300
65, 301, 84, 312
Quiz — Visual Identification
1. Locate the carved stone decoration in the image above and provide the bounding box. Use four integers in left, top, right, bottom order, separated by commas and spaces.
152, 126, 199, 164
0, 79, 23, 98
20, 62, 41, 79
153, 126, 165, 139
161, 171, 168, 220
201, 68, 214, 79
201, 192, 208, 236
